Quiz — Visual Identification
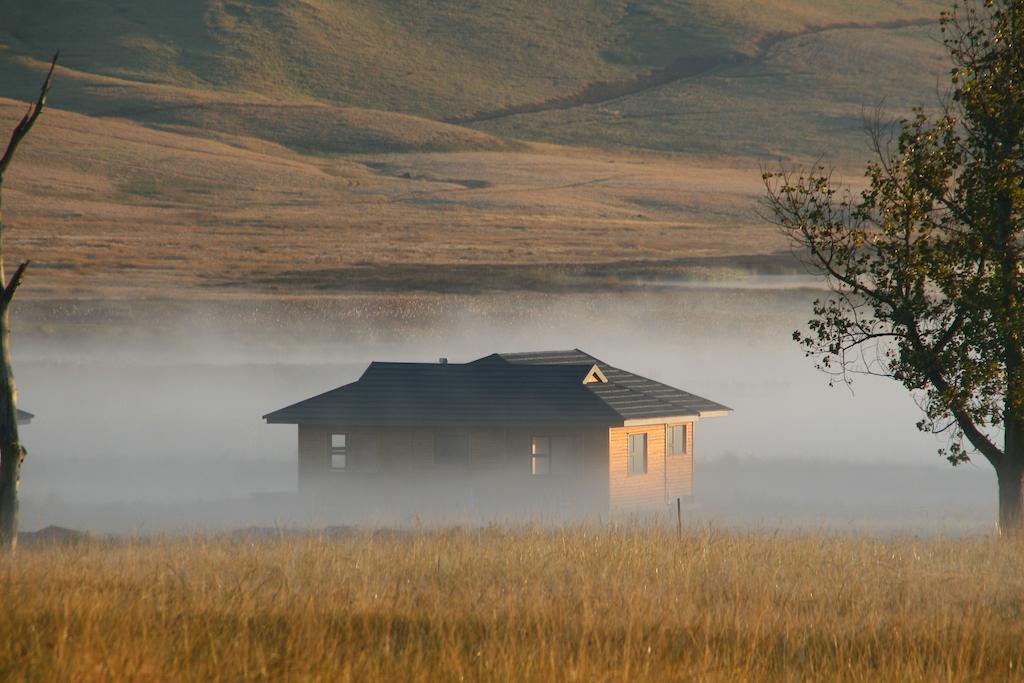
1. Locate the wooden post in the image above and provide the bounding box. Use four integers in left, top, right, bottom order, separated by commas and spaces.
676, 497, 682, 536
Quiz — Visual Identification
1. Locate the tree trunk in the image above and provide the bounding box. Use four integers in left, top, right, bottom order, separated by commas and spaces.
996, 457, 1024, 536
0, 54, 53, 552
0, 302, 23, 551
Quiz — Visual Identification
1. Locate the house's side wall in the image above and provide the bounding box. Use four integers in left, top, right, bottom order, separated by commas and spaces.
298, 424, 331, 488
295, 423, 610, 521
608, 421, 695, 513
664, 422, 695, 502
609, 425, 666, 511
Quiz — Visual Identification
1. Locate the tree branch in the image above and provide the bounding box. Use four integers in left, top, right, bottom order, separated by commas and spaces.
905, 321, 1004, 466
1, 261, 29, 306
0, 52, 58, 180
763, 169, 902, 311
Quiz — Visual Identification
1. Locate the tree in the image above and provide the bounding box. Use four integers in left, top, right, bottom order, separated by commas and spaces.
0, 54, 58, 551
764, 1, 1024, 534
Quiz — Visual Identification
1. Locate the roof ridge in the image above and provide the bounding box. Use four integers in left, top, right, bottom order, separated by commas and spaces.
499, 348, 581, 356
368, 361, 595, 370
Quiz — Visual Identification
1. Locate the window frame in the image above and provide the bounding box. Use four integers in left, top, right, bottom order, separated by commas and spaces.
627, 432, 648, 476
531, 436, 552, 476
667, 424, 688, 456
330, 432, 348, 472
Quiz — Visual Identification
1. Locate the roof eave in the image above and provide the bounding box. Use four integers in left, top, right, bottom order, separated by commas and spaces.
621, 408, 731, 426
262, 416, 621, 427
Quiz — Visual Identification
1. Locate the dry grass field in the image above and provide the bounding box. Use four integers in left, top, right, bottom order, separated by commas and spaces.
1, 97, 781, 300
3, 526, 1023, 682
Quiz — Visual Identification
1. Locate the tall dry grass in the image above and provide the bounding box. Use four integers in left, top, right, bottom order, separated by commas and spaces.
1, 526, 1021, 681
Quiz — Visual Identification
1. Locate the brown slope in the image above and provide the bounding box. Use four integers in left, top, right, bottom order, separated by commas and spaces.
2, 55, 511, 155
0, 96, 780, 302
445, 18, 936, 125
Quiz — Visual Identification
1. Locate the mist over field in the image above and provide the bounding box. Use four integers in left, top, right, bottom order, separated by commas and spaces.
13, 285, 994, 534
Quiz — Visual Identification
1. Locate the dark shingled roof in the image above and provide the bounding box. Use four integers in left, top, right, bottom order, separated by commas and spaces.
264, 349, 730, 426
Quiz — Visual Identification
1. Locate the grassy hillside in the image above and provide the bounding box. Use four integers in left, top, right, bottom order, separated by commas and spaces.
474, 23, 949, 161
0, 0, 958, 299
1, 0, 633, 117
0, 51, 513, 155
0, 1, 946, 114
0, 97, 775, 301
1, 0, 948, 156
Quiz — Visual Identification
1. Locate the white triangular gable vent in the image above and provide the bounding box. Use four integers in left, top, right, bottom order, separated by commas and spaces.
582, 364, 608, 384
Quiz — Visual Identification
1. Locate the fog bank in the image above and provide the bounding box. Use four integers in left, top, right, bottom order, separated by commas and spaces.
12, 285, 998, 533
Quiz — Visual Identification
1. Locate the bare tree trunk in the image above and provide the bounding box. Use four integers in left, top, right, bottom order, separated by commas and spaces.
0, 302, 24, 547
0, 54, 57, 552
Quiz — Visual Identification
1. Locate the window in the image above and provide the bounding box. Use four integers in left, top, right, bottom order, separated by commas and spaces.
330, 433, 347, 471
531, 437, 551, 476
667, 424, 688, 456
435, 433, 470, 468
627, 433, 647, 475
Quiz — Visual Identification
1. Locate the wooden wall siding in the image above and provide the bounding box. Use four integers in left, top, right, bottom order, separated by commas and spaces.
665, 422, 695, 503
608, 425, 666, 511
609, 422, 696, 512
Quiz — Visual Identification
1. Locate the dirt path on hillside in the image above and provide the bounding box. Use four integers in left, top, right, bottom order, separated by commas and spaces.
444, 18, 936, 125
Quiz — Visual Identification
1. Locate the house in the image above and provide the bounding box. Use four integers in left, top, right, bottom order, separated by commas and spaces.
264, 349, 730, 520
